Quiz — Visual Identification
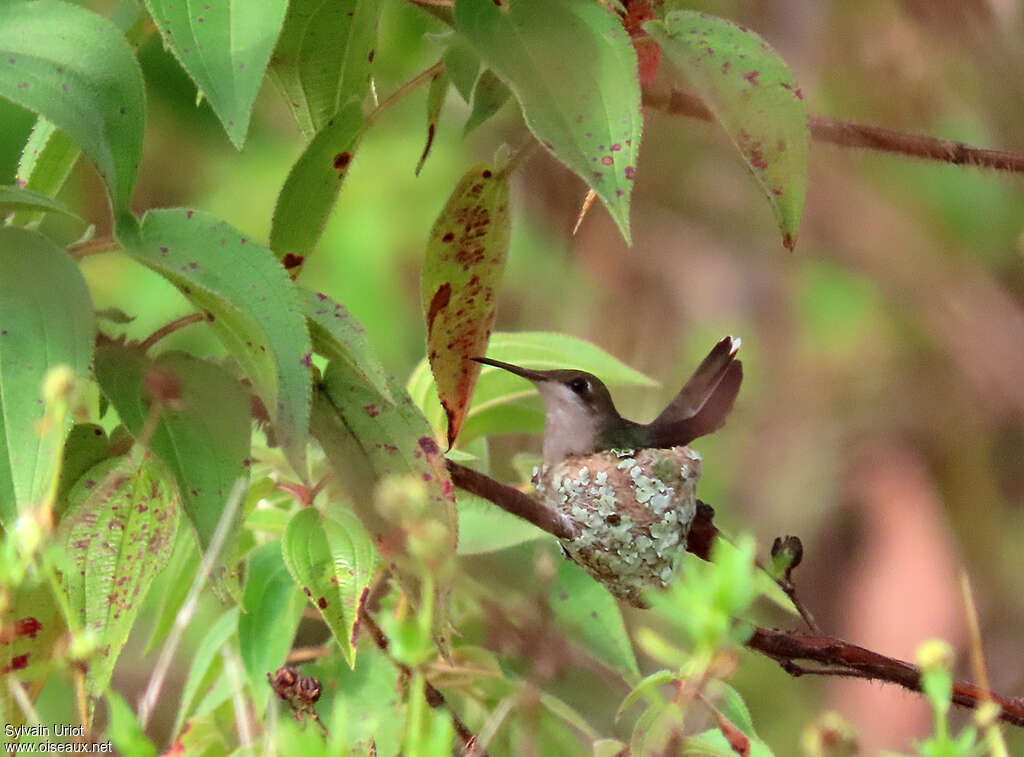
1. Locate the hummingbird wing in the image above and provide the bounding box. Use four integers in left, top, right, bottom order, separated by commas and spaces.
647, 360, 743, 447
650, 336, 741, 427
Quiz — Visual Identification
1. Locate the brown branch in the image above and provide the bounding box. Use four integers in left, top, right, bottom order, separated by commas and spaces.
138, 312, 206, 353
643, 89, 1024, 173
359, 607, 484, 756
445, 460, 579, 540
747, 628, 1024, 727
450, 466, 1024, 729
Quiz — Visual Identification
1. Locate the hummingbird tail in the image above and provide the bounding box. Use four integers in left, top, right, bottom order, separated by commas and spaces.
651, 336, 741, 427
648, 360, 743, 447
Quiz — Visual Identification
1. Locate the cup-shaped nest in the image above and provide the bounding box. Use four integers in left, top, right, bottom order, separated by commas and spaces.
534, 446, 701, 607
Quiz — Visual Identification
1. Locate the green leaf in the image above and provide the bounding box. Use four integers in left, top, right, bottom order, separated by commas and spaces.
415, 68, 449, 176
617, 669, 675, 718
423, 163, 511, 447
687, 729, 776, 757
0, 227, 93, 524
442, 37, 480, 102
300, 288, 392, 403
11, 118, 81, 226
268, 0, 380, 139
408, 331, 656, 445
464, 70, 511, 135
144, 0, 288, 149
60, 456, 180, 698
142, 528, 198, 655
645, 12, 809, 251
312, 368, 458, 656
106, 690, 158, 757
0, 0, 145, 213
122, 210, 312, 473
0, 184, 79, 221
239, 540, 305, 711
172, 607, 238, 738
94, 346, 251, 560
56, 424, 109, 512
705, 680, 758, 739
456, 489, 545, 554
281, 507, 377, 668
549, 559, 640, 681
455, 0, 642, 244
270, 100, 363, 262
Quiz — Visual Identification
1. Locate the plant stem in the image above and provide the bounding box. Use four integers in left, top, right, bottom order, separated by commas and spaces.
643, 88, 1024, 173
139, 313, 206, 354
365, 60, 445, 130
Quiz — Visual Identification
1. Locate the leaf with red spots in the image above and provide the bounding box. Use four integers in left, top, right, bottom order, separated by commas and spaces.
120, 210, 311, 475
268, 0, 380, 140
311, 366, 457, 658
94, 345, 251, 567
300, 288, 392, 403
415, 68, 449, 176
422, 163, 510, 448
455, 0, 642, 244
59, 455, 180, 699
0, 1, 145, 213
281, 507, 376, 668
145, 0, 288, 149
0, 582, 64, 724
0, 227, 93, 526
645, 12, 809, 251
270, 100, 363, 263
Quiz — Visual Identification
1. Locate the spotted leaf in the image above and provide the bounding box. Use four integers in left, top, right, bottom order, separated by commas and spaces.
646, 12, 809, 250
422, 163, 510, 448
281, 507, 377, 668
455, 0, 642, 244
119, 210, 312, 474
0, 1, 145, 213
60, 456, 180, 699
94, 345, 251, 560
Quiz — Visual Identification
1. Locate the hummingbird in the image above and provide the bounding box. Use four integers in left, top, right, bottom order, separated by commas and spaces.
472, 336, 743, 605
472, 336, 742, 464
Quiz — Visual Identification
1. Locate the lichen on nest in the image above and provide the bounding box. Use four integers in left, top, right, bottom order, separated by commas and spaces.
533, 446, 702, 607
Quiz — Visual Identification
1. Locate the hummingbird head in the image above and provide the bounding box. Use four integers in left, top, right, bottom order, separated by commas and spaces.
472, 357, 622, 463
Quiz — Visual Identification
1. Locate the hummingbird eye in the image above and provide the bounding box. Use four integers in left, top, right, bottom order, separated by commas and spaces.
568, 376, 590, 395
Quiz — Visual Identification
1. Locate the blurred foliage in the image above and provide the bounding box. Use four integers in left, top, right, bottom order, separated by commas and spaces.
0, 0, 1022, 755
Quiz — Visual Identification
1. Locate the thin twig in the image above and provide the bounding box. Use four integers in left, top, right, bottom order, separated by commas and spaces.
643, 88, 1024, 173
67, 238, 119, 259
359, 606, 485, 756
138, 478, 246, 730
139, 313, 206, 354
365, 60, 445, 130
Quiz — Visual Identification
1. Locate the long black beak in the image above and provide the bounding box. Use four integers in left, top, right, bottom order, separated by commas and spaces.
471, 356, 549, 383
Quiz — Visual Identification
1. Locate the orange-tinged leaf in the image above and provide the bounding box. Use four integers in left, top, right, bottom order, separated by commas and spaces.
422, 163, 510, 448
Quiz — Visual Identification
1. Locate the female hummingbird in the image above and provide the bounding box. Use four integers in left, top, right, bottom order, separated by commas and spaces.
472, 337, 743, 606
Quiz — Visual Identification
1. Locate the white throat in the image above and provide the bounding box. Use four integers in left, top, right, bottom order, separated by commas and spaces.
536, 383, 599, 464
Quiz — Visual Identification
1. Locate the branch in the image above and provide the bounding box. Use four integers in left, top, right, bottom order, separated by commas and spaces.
643, 89, 1024, 173
448, 465, 1024, 728
747, 628, 1024, 727
445, 460, 579, 540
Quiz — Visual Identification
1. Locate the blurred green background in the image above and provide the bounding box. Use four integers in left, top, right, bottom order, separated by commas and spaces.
4, 0, 1023, 752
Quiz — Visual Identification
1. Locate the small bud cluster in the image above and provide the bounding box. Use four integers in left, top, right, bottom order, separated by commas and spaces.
534, 446, 701, 606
